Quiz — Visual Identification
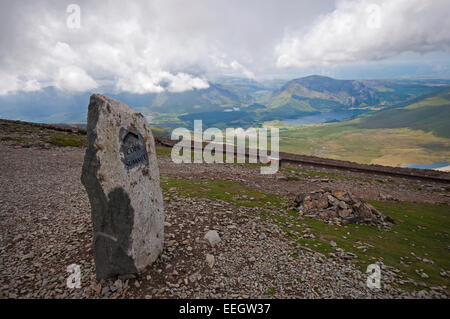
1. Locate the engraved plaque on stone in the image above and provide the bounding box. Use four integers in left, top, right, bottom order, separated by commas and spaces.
119, 129, 149, 170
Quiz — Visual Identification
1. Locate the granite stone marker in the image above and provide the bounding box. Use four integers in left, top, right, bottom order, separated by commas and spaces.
81, 94, 164, 280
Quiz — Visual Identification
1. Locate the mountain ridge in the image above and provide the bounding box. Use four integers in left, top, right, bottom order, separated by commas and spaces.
0, 76, 447, 125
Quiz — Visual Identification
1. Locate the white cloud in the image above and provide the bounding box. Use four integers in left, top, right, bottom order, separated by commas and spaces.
0, 0, 335, 95
115, 71, 209, 94
55, 66, 98, 92
22, 79, 41, 92
165, 72, 210, 93
230, 61, 256, 79
0, 72, 41, 95
116, 72, 165, 94
276, 0, 450, 68
1, 0, 449, 96
0, 73, 21, 95
211, 57, 256, 79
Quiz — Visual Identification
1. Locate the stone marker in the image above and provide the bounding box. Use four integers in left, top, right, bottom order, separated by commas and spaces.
81, 94, 164, 280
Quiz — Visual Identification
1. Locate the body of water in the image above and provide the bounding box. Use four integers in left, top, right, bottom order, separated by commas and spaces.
405, 162, 450, 170
224, 107, 241, 112
281, 110, 360, 126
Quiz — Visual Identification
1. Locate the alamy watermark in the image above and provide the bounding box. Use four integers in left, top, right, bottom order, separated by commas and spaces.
170, 120, 280, 174
66, 4, 81, 29
366, 264, 381, 289
366, 4, 382, 29
66, 263, 81, 289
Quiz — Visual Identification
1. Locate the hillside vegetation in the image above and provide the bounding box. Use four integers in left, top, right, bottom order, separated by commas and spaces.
276, 87, 450, 166
357, 87, 450, 138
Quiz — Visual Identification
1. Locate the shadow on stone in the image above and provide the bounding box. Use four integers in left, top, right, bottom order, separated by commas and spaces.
93, 187, 137, 280
81, 94, 164, 280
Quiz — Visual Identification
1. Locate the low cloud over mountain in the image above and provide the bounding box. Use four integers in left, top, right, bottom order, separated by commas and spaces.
0, 0, 449, 96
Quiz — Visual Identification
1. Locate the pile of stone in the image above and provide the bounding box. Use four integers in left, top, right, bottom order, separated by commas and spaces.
292, 189, 394, 226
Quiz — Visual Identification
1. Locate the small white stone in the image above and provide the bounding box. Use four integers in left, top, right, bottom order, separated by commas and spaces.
206, 254, 215, 268
204, 230, 221, 247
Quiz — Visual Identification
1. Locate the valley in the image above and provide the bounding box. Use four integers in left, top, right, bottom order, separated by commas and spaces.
1, 75, 449, 167
272, 86, 450, 166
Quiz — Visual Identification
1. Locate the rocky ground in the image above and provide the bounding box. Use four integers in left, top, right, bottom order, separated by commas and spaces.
0, 142, 449, 299
159, 156, 450, 206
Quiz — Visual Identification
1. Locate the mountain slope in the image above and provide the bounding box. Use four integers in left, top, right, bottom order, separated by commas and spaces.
0, 87, 91, 123
146, 83, 241, 114
277, 87, 450, 166
358, 87, 450, 138
0, 76, 446, 125
0, 84, 242, 123
268, 75, 378, 111
266, 75, 446, 114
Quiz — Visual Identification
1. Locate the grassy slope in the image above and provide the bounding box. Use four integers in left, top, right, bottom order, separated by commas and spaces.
159, 172, 450, 292
357, 88, 450, 139
0, 121, 168, 147
357, 105, 450, 139
276, 88, 450, 166
0, 123, 87, 147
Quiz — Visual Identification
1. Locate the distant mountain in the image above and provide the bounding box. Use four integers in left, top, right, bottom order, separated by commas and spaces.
0, 76, 446, 126
146, 83, 241, 114
0, 83, 242, 123
265, 75, 446, 114
0, 87, 91, 123
358, 86, 450, 138
267, 75, 379, 112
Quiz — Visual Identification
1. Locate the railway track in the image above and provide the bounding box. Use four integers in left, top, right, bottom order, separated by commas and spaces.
155, 136, 450, 184
2, 119, 449, 184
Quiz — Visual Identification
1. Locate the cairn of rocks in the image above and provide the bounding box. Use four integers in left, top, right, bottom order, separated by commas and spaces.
292, 189, 394, 226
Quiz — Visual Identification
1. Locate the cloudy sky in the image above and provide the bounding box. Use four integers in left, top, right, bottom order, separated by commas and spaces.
1, 0, 450, 95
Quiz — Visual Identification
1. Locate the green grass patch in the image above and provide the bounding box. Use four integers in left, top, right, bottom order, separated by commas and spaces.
44, 132, 87, 147
150, 125, 169, 138
264, 200, 450, 290
0, 121, 88, 148
161, 175, 450, 291
161, 175, 286, 209
156, 146, 173, 157
279, 122, 450, 166
267, 287, 276, 295
0, 136, 31, 143
281, 166, 360, 181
